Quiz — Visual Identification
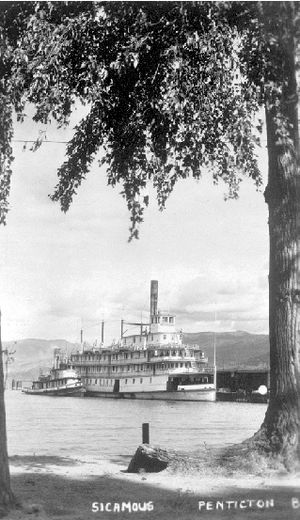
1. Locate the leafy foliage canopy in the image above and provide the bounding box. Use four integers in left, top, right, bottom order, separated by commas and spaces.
0, 1, 292, 237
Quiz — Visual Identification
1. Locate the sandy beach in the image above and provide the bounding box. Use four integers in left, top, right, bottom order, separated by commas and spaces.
6, 452, 300, 520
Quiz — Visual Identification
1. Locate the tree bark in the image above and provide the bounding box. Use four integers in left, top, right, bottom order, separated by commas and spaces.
259, 2, 300, 468
0, 312, 14, 515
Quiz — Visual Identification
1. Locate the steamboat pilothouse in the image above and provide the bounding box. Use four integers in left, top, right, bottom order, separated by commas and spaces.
71, 281, 216, 401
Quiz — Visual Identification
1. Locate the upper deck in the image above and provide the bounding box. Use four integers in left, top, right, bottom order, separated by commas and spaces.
71, 280, 209, 372
70, 342, 208, 369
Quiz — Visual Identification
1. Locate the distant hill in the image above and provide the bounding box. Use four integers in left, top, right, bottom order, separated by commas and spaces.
3, 338, 80, 383
183, 331, 269, 369
4, 331, 269, 385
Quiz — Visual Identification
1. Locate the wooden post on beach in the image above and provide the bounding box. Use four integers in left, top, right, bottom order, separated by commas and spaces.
142, 423, 150, 444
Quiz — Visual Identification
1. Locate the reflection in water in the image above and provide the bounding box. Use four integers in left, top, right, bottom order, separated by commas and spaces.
5, 391, 267, 460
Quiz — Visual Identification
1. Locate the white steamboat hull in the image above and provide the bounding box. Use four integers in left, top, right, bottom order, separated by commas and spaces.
84, 389, 216, 402
23, 386, 84, 397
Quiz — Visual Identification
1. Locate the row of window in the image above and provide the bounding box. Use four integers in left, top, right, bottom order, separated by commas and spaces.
83, 378, 113, 386
83, 377, 152, 386
73, 348, 192, 364
35, 378, 70, 389
123, 333, 175, 344
112, 351, 147, 360
151, 316, 174, 324
78, 362, 192, 374
73, 351, 148, 362
153, 350, 192, 357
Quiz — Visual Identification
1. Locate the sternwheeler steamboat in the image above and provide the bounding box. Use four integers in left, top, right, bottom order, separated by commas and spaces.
71, 281, 216, 401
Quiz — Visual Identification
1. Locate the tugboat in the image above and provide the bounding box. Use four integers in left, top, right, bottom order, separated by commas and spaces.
71, 281, 216, 401
23, 348, 84, 396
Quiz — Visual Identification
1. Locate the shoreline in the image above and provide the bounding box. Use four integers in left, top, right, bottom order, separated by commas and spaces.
6, 454, 300, 519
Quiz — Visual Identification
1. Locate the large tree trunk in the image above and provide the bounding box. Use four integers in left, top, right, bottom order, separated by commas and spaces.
258, 2, 300, 468
0, 312, 14, 516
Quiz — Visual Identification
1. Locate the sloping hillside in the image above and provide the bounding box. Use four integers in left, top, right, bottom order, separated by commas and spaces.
183, 331, 269, 369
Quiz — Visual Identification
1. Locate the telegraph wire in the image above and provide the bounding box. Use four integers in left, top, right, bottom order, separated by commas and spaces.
12, 139, 69, 144
12, 138, 269, 145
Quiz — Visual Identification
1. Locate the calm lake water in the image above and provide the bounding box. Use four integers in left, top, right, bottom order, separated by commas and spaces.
5, 391, 267, 462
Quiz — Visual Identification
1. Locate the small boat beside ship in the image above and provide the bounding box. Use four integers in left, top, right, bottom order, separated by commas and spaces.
70, 280, 216, 401
22, 348, 84, 396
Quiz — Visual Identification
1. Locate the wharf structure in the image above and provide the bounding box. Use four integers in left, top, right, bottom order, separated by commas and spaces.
216, 369, 269, 402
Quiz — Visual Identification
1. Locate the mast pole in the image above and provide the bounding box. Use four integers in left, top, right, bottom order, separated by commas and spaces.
101, 320, 104, 345
80, 327, 84, 352
213, 311, 217, 388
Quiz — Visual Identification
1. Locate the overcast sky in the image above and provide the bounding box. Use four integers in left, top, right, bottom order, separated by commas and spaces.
0, 105, 269, 344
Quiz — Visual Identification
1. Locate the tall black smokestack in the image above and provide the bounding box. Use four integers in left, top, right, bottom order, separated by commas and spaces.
150, 280, 158, 318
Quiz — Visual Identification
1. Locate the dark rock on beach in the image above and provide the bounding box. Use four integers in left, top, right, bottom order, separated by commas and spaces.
127, 444, 171, 473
